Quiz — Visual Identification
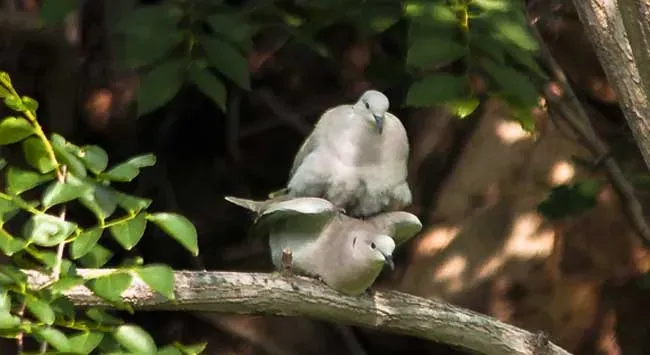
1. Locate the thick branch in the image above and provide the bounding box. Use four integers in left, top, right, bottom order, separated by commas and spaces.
571, 0, 650, 170
25, 269, 572, 355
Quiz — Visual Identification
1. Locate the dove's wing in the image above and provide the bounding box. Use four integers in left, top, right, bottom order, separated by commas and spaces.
369, 211, 422, 245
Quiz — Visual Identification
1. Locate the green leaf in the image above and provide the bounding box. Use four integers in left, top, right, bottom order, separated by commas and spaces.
0, 116, 35, 145
109, 213, 147, 250
137, 58, 185, 116
0, 228, 26, 256
24, 214, 77, 247
0, 84, 10, 98
174, 341, 207, 355
21, 96, 39, 112
147, 213, 198, 255
22, 137, 57, 173
0, 311, 21, 330
188, 65, 227, 112
87, 272, 133, 302
471, 0, 510, 11
85, 308, 124, 325
68, 331, 105, 355
51, 133, 87, 178
502, 43, 548, 79
41, 178, 93, 209
115, 192, 152, 214
0, 71, 12, 88
70, 228, 103, 259
103, 153, 156, 182
35, 326, 71, 352
446, 98, 481, 119
136, 264, 175, 300
6, 166, 54, 194
495, 18, 538, 52
204, 12, 253, 51
123, 32, 184, 69
49, 276, 85, 294
406, 37, 468, 68
0, 290, 9, 311
404, 1, 457, 27
40, 0, 78, 24
0, 265, 27, 285
35, 251, 75, 275
77, 145, 109, 174
79, 184, 119, 221
115, 3, 183, 36
200, 36, 250, 90
469, 35, 505, 64
406, 73, 468, 107
78, 244, 113, 268
26, 297, 55, 325
481, 58, 540, 107
537, 179, 603, 220
159, 345, 183, 355
4, 95, 25, 112
113, 324, 157, 353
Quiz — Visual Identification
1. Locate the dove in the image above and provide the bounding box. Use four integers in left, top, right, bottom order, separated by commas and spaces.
225, 195, 422, 296
281, 90, 412, 218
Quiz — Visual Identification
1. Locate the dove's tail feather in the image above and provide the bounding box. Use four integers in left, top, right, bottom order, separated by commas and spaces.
224, 196, 263, 213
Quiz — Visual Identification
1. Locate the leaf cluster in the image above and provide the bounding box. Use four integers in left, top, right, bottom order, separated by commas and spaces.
0, 73, 204, 354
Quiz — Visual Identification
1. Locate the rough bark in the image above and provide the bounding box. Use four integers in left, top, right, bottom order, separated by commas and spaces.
571, 0, 650, 170
25, 269, 572, 355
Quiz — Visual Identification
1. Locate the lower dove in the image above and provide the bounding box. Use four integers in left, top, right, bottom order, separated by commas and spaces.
277, 90, 412, 218
225, 195, 422, 296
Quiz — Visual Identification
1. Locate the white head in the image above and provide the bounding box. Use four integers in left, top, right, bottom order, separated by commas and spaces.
353, 90, 390, 134
352, 233, 396, 270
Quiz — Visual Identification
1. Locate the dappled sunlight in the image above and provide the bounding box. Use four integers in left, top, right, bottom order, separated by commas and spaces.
495, 120, 532, 144
476, 254, 507, 280
433, 255, 468, 294
549, 160, 576, 185
413, 225, 460, 256
504, 213, 555, 258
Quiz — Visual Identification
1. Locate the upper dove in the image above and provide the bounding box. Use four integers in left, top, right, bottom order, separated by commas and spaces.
225, 195, 422, 296
283, 90, 412, 218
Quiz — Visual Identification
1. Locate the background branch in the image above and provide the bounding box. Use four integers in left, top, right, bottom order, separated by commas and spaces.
25, 269, 573, 355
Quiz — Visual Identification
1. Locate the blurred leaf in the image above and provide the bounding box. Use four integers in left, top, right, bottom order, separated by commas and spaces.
200, 36, 250, 90
24, 214, 77, 247
510, 105, 536, 132
113, 324, 157, 353
481, 58, 540, 107
49, 276, 85, 294
22, 137, 56, 173
137, 58, 185, 116
159, 346, 183, 355
77, 145, 109, 174
404, 1, 457, 27
188, 65, 227, 112
78, 244, 113, 268
35, 326, 71, 352
115, 2, 183, 36
204, 12, 253, 51
68, 331, 104, 355
70, 228, 103, 259
407, 37, 467, 68
502, 43, 548, 79
51, 133, 87, 178
353, 2, 402, 36
471, 0, 510, 11
0, 116, 35, 145
87, 272, 133, 302
115, 192, 152, 214
446, 98, 481, 118
406, 73, 468, 107
495, 18, 538, 52
103, 153, 156, 182
37, 251, 75, 274
21, 96, 39, 112
4, 96, 24, 112
109, 213, 147, 250
85, 308, 124, 326
0, 85, 9, 98
41, 177, 92, 209
40, 0, 78, 24
26, 297, 55, 325
136, 264, 175, 300
174, 341, 208, 355
123, 32, 184, 69
0, 228, 26, 256
469, 35, 505, 64
537, 179, 603, 220
6, 166, 54, 194
50, 297, 76, 321
0, 265, 27, 285
0, 290, 9, 311
0, 72, 12, 89
0, 311, 20, 330
147, 213, 198, 255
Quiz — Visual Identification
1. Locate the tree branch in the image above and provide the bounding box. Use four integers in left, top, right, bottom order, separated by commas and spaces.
571, 0, 650, 170
25, 269, 573, 355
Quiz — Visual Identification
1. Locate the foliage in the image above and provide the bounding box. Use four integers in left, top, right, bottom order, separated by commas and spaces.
537, 178, 604, 220
40, 0, 547, 128
0, 73, 204, 354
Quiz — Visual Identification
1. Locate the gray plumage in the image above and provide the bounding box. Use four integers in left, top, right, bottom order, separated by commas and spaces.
225, 195, 422, 296
284, 90, 412, 218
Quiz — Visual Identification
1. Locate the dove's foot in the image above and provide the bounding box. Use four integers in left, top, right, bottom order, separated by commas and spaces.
364, 287, 376, 297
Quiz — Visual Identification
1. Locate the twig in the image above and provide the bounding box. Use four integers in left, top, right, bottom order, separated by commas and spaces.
529, 21, 650, 246
25, 269, 574, 355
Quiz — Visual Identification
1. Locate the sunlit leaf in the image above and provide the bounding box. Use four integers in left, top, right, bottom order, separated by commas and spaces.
6, 166, 54, 194
115, 192, 152, 214
87, 272, 133, 302
147, 213, 198, 255
136, 58, 186, 116
22, 137, 56, 173
70, 228, 103, 259
21, 96, 39, 112
406, 73, 468, 107
136, 264, 175, 299
35, 326, 71, 352
77, 145, 109, 174
113, 324, 157, 353
0, 311, 21, 330
188, 65, 227, 112
200, 36, 250, 90
26, 297, 55, 325
50, 276, 85, 294
51, 133, 87, 178
109, 213, 147, 250
0, 116, 35, 145
41, 177, 93, 209
159, 345, 183, 355
24, 214, 77, 247
78, 244, 114, 268
174, 341, 208, 355
0, 228, 26, 256
103, 153, 156, 182
446, 98, 481, 119
4, 95, 25, 112
68, 331, 104, 355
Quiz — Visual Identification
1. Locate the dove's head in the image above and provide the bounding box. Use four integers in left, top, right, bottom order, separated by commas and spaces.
355, 90, 390, 134
352, 233, 396, 270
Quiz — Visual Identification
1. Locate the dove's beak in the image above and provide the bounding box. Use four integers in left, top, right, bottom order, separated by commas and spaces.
373, 114, 384, 134
383, 254, 395, 270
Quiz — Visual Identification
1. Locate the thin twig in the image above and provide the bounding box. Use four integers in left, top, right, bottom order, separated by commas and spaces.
529, 20, 650, 246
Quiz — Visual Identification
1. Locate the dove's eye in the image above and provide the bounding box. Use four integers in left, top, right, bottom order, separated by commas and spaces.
370, 242, 376, 249
364, 101, 370, 109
